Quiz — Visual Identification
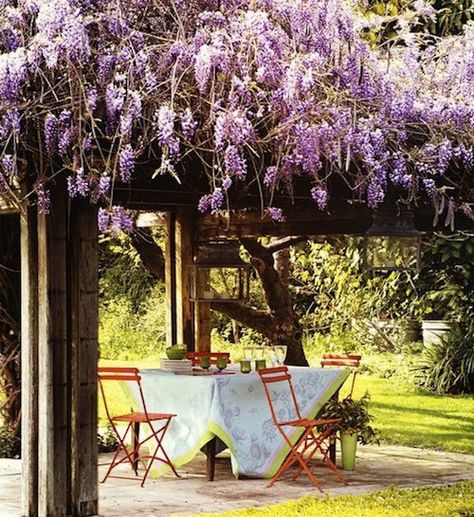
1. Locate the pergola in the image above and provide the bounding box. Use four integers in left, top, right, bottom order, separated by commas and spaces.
1, 175, 473, 516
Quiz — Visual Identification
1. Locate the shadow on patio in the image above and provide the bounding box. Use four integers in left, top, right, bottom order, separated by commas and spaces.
1, 444, 474, 516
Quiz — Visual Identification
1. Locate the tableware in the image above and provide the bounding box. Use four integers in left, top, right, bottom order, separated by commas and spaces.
200, 356, 211, 369
216, 356, 228, 371
239, 360, 251, 373
165, 344, 188, 360
160, 358, 193, 372
275, 345, 288, 366
255, 359, 266, 370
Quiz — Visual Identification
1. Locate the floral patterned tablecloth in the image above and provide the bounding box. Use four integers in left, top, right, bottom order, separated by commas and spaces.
133, 366, 350, 478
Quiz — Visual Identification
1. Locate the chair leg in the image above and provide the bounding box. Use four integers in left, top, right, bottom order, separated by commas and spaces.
138, 418, 180, 486
269, 427, 323, 492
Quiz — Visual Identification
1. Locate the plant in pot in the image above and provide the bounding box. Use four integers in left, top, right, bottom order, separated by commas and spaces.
320, 393, 379, 470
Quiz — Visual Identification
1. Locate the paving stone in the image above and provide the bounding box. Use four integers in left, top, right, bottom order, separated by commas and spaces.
1, 445, 473, 516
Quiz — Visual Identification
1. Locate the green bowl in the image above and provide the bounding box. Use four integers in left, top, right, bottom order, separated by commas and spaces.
165, 345, 187, 360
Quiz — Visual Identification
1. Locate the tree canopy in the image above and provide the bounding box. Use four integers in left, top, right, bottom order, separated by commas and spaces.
0, 0, 473, 230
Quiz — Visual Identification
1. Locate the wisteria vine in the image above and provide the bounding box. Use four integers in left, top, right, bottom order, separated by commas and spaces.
0, 0, 473, 231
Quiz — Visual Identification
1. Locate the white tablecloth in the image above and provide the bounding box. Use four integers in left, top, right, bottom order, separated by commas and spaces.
128, 366, 350, 478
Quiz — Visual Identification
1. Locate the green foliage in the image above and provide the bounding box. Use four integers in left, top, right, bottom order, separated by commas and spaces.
97, 424, 119, 453
291, 240, 418, 353
417, 322, 474, 394
99, 283, 167, 360
417, 235, 474, 321
320, 393, 379, 445
195, 481, 474, 517
0, 425, 20, 459
99, 233, 160, 311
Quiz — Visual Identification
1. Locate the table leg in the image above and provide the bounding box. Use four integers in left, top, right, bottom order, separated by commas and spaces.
329, 388, 340, 464
205, 436, 217, 481
132, 422, 140, 475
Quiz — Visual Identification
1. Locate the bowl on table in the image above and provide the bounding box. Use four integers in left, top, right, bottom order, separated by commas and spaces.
165, 344, 188, 360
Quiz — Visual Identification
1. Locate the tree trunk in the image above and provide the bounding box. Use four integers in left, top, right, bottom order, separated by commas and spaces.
130, 230, 309, 366
0, 214, 21, 449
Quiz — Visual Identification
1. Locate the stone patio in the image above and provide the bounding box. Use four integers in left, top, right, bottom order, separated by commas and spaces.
1, 445, 474, 516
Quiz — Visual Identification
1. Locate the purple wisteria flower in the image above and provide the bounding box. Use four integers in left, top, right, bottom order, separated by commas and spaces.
1, 154, 15, 177
311, 187, 329, 210
67, 167, 89, 198
180, 108, 197, 140
156, 104, 179, 158
119, 144, 135, 182
98, 173, 111, 199
35, 183, 51, 214
224, 145, 247, 180
267, 207, 285, 223
44, 114, 58, 156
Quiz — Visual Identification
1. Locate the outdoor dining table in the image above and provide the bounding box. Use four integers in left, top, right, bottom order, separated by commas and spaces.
129, 365, 350, 481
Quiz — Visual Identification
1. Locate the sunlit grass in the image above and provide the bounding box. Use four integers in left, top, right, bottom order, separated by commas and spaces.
191, 481, 474, 517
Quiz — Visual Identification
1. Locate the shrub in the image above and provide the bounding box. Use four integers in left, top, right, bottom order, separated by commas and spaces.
417, 322, 474, 394
99, 284, 167, 360
0, 425, 20, 459
97, 424, 119, 453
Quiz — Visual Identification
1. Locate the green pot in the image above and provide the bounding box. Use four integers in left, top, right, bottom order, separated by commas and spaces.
340, 432, 358, 470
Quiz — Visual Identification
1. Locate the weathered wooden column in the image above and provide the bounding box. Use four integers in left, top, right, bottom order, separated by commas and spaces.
37, 181, 70, 516
70, 199, 98, 516
164, 211, 177, 346
22, 181, 99, 516
20, 202, 39, 517
175, 207, 194, 348
194, 270, 211, 352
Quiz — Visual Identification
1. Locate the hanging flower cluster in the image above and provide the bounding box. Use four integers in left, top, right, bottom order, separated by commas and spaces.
0, 0, 473, 231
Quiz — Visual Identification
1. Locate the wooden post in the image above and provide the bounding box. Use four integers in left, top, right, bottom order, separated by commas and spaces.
70, 200, 98, 516
20, 203, 39, 517
164, 212, 177, 346
175, 208, 194, 348
33, 184, 99, 517
37, 182, 70, 516
194, 269, 211, 352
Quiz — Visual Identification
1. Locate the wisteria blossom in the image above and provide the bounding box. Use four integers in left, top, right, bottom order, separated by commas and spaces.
0, 0, 473, 230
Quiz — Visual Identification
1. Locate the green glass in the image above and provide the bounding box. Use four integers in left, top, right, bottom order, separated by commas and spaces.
199, 356, 211, 369
216, 356, 227, 371
255, 359, 266, 370
239, 360, 251, 373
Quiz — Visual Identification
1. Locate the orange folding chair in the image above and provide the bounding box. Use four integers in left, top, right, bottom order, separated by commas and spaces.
98, 367, 180, 486
321, 354, 362, 398
185, 351, 230, 366
258, 366, 346, 491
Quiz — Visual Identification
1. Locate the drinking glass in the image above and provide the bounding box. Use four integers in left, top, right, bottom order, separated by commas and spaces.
216, 356, 227, 371
199, 356, 211, 370
275, 346, 288, 366
239, 360, 251, 373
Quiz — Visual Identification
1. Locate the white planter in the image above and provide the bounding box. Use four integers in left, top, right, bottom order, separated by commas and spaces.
422, 320, 451, 346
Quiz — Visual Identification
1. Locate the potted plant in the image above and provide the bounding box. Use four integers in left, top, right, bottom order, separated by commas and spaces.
320, 393, 378, 470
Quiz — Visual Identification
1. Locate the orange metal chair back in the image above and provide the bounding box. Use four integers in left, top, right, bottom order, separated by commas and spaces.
98, 366, 149, 421
98, 366, 179, 486
257, 366, 346, 491
321, 354, 362, 398
258, 366, 303, 426
185, 351, 230, 366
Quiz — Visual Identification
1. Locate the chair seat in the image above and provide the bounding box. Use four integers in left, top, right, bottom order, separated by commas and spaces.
112, 412, 176, 423
279, 417, 341, 427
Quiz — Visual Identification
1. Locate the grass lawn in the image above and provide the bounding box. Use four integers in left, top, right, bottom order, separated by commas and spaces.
193, 481, 474, 517
98, 357, 474, 455
350, 375, 474, 455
